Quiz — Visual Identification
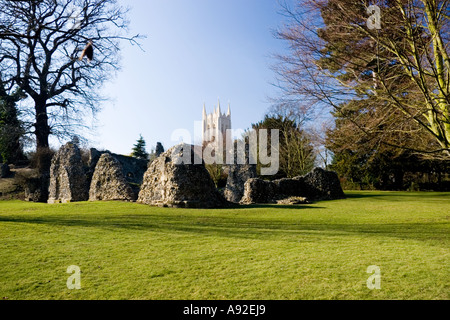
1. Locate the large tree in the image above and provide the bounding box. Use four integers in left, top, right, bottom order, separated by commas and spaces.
0, 0, 141, 171
275, 0, 450, 159
252, 114, 316, 178
326, 98, 448, 189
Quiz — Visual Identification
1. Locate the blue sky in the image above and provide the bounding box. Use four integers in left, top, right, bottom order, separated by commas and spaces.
87, 0, 294, 155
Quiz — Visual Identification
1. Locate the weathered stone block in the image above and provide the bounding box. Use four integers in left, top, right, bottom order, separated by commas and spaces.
224, 163, 257, 203
138, 143, 228, 208
273, 177, 308, 197
240, 178, 278, 204
89, 153, 135, 201
48, 143, 88, 203
303, 167, 345, 200
240, 168, 345, 204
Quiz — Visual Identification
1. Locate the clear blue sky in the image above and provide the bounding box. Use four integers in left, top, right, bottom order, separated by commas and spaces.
86, 0, 294, 155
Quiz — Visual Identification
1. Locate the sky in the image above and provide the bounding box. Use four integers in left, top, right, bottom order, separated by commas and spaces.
81, 0, 295, 155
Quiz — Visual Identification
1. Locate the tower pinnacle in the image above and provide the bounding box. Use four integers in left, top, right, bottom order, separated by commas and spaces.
202, 101, 232, 147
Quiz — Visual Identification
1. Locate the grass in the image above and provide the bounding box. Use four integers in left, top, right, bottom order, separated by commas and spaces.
0, 191, 449, 300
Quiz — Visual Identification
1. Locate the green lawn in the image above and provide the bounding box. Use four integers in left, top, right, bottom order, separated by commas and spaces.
0, 191, 448, 300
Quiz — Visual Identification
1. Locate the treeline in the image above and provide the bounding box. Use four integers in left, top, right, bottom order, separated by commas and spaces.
271, 0, 450, 191
250, 111, 450, 191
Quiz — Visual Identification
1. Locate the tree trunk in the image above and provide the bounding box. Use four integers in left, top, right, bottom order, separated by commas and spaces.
35, 100, 50, 150
34, 100, 52, 178
32, 99, 51, 202
394, 169, 404, 191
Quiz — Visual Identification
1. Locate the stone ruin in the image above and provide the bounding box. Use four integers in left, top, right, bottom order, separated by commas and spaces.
24, 175, 49, 202
43, 142, 344, 207
138, 143, 228, 208
223, 147, 257, 203
303, 167, 346, 200
89, 153, 135, 201
45, 144, 147, 204
276, 197, 310, 205
221, 149, 345, 205
223, 163, 257, 203
87, 148, 147, 197
240, 167, 345, 204
47, 142, 88, 203
240, 178, 278, 204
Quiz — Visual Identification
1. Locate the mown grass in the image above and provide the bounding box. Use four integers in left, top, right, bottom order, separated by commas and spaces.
0, 191, 448, 300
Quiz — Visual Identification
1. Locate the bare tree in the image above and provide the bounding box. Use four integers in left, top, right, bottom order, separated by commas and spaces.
0, 0, 142, 170
274, 0, 450, 159
252, 114, 316, 178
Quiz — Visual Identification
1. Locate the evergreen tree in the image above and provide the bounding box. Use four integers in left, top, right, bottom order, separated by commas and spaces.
131, 135, 148, 160
0, 88, 26, 164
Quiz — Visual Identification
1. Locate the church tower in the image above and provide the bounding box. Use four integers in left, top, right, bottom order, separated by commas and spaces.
202, 99, 231, 147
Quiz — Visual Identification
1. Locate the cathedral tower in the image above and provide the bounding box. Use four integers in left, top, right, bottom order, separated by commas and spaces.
202, 99, 231, 147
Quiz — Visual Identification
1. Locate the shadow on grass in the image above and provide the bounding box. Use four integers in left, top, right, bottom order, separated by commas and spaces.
344, 193, 384, 199
238, 204, 326, 209
0, 209, 447, 244
344, 191, 450, 199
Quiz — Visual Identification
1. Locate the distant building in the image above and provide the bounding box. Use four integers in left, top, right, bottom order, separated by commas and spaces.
202, 100, 231, 148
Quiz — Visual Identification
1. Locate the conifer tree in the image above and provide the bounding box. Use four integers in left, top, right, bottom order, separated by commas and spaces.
131, 135, 148, 160
0, 88, 26, 164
